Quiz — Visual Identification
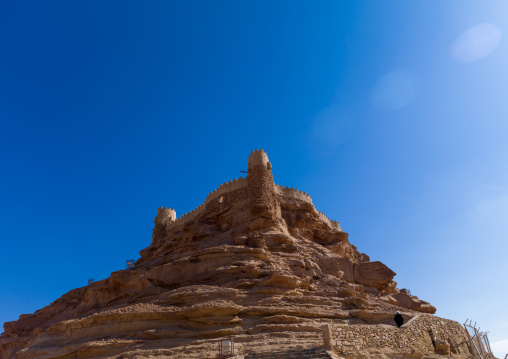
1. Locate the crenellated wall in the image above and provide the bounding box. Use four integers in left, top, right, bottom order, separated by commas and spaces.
330, 314, 471, 356
154, 149, 343, 235
317, 210, 342, 231
248, 148, 271, 170
205, 177, 247, 203
154, 176, 248, 234
154, 207, 176, 225
275, 184, 313, 204
275, 184, 341, 230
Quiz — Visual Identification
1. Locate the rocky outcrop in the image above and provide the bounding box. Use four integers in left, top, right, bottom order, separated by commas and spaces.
353, 261, 396, 289
1, 150, 444, 359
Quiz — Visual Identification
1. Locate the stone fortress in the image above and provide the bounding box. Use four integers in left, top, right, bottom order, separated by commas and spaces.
0, 150, 481, 358
152, 150, 340, 235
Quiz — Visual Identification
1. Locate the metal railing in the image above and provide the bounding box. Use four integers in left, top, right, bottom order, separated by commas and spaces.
463, 319, 494, 358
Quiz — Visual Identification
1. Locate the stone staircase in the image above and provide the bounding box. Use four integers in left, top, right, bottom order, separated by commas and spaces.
244, 347, 336, 359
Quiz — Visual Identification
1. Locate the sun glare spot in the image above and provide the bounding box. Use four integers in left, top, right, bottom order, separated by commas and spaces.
307, 106, 353, 157
371, 70, 419, 111
451, 23, 501, 63
311, 106, 352, 146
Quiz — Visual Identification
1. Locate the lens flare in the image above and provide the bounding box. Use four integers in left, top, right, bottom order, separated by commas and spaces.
371, 70, 419, 111
310, 106, 352, 147
451, 23, 501, 63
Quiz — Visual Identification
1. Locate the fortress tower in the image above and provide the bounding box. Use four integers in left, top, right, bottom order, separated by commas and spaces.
154, 207, 176, 225
246, 149, 281, 228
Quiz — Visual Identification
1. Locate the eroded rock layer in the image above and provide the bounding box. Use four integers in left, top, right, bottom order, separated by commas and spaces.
1, 150, 443, 359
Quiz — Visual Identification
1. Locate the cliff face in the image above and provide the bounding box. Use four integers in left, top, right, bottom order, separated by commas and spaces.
1, 150, 439, 359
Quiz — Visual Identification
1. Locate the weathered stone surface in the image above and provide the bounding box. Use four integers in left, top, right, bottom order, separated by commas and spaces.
435, 339, 451, 356
331, 314, 471, 358
1, 150, 444, 359
353, 261, 396, 289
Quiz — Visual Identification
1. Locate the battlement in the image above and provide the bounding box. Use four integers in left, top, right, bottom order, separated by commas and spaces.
154, 150, 342, 233
154, 207, 176, 225
247, 149, 272, 171
275, 184, 341, 230
205, 177, 247, 203
155, 176, 248, 232
317, 210, 342, 231
275, 184, 313, 204
166, 202, 206, 230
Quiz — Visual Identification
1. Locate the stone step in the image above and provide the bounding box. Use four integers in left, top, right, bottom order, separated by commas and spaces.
244, 347, 334, 359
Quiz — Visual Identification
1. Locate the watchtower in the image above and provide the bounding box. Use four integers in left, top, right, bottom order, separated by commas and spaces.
154, 207, 176, 225
246, 149, 280, 222
247, 149, 272, 172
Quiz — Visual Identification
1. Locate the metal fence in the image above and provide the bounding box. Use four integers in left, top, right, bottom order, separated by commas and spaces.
463, 319, 494, 358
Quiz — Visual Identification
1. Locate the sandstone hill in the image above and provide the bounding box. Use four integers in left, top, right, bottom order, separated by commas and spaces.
1, 150, 475, 359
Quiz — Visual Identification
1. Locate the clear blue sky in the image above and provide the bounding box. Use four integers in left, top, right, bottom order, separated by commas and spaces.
1, 1, 507, 356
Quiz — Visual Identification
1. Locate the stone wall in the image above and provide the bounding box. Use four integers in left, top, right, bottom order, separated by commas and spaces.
330, 314, 471, 356
154, 207, 176, 225
205, 177, 248, 203
154, 149, 342, 236
155, 177, 248, 234
276, 184, 313, 204
317, 210, 342, 231
275, 184, 341, 231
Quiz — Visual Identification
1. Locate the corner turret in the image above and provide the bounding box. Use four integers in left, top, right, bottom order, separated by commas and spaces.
154, 207, 176, 225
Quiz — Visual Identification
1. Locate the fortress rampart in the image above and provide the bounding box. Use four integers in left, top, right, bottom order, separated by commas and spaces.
275, 184, 342, 231
275, 184, 313, 203
329, 314, 470, 356
153, 176, 248, 234
155, 149, 343, 234
205, 177, 247, 203
317, 210, 341, 231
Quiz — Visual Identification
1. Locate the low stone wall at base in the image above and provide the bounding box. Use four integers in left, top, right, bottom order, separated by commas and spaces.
330, 314, 471, 357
